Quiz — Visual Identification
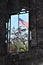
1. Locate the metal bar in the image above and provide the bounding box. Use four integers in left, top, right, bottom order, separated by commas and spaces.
29, 0, 31, 50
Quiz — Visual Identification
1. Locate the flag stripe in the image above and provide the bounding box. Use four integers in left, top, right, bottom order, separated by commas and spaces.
19, 18, 29, 28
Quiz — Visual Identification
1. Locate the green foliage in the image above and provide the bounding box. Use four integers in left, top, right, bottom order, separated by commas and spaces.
8, 40, 29, 52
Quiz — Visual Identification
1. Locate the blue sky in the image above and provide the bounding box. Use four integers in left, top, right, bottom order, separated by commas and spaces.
11, 13, 29, 30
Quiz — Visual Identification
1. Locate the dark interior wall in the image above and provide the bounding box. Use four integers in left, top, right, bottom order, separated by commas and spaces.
7, 0, 29, 14
7, 0, 20, 14
0, 0, 9, 65
29, 0, 43, 47
0, 0, 9, 55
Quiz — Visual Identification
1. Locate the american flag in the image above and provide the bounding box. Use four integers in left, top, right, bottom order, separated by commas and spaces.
19, 18, 29, 28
